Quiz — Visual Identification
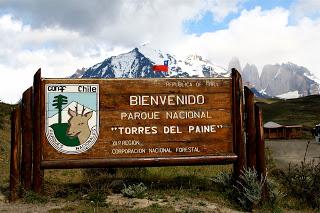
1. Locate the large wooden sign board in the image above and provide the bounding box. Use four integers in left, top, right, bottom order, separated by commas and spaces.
40, 77, 238, 168
12, 69, 262, 199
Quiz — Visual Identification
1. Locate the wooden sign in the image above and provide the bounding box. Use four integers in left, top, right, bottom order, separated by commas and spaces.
12, 69, 262, 198
40, 78, 237, 168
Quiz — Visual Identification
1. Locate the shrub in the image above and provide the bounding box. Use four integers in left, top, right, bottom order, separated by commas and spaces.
212, 171, 234, 196
263, 178, 284, 212
87, 190, 107, 205
22, 190, 48, 204
282, 140, 320, 209
121, 182, 147, 198
213, 168, 281, 211
234, 168, 265, 211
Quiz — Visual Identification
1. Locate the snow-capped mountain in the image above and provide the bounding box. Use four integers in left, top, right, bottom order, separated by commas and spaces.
71, 46, 319, 99
229, 58, 320, 98
71, 47, 165, 78
71, 45, 229, 79
260, 63, 320, 97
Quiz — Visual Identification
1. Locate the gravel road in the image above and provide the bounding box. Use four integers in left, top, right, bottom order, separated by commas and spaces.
266, 139, 320, 169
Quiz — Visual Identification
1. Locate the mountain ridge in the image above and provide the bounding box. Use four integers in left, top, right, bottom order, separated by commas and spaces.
71, 47, 319, 98
229, 57, 320, 98
71, 46, 230, 79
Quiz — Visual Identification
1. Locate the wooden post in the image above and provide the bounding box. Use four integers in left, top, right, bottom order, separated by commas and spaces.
33, 69, 43, 193
21, 87, 33, 191
232, 68, 246, 178
244, 87, 256, 169
10, 105, 21, 202
255, 104, 266, 179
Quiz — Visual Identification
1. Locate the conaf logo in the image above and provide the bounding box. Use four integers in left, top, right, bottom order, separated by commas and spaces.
45, 84, 99, 154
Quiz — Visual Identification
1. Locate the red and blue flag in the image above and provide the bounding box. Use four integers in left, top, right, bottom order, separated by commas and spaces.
153, 60, 169, 72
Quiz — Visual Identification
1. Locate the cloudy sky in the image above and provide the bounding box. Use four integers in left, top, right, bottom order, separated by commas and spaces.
0, 0, 320, 103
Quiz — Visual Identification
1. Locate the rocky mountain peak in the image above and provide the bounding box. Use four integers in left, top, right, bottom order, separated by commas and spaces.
72, 46, 229, 79
228, 57, 242, 72
242, 63, 261, 90
238, 60, 320, 98
70, 48, 319, 99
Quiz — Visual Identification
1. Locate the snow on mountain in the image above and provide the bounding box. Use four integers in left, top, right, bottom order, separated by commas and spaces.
276, 91, 300, 99
176, 54, 228, 77
139, 45, 230, 77
48, 101, 97, 129
70, 46, 320, 99
71, 45, 229, 79
72, 47, 165, 78
260, 62, 320, 97
304, 71, 320, 84
138, 44, 170, 65
72, 67, 88, 78
230, 58, 320, 98
259, 88, 267, 95
138, 44, 228, 77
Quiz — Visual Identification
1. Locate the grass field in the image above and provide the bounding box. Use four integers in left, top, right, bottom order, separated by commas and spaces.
257, 95, 320, 128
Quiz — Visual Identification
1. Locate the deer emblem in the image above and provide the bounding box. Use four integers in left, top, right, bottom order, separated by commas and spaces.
67, 104, 93, 145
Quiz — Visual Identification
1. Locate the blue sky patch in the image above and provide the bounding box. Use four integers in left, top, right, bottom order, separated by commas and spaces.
184, 0, 294, 35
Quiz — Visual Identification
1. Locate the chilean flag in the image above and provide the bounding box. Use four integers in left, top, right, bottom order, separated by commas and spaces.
153, 60, 169, 72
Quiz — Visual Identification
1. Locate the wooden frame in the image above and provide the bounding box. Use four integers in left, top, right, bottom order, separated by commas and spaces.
33, 69, 43, 193
21, 87, 33, 190
10, 68, 266, 199
9, 105, 21, 202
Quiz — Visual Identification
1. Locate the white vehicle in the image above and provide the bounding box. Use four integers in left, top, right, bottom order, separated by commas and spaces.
315, 124, 320, 143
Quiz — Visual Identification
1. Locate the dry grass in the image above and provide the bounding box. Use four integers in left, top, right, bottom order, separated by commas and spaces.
0, 102, 13, 189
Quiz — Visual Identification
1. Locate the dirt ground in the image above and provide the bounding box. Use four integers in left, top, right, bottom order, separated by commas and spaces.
0, 193, 242, 213
106, 194, 242, 213
0, 199, 70, 213
266, 139, 320, 169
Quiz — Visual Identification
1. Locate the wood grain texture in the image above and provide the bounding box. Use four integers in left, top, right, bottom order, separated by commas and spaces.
41, 78, 235, 166
255, 104, 267, 199
43, 78, 231, 94
21, 87, 33, 191
244, 87, 256, 169
41, 155, 238, 169
33, 69, 43, 193
232, 69, 246, 179
10, 105, 21, 202
255, 104, 266, 178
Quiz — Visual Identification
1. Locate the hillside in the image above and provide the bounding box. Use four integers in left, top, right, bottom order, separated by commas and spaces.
0, 102, 13, 187
257, 95, 320, 128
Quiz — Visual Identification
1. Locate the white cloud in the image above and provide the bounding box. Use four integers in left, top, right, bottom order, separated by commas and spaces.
291, 0, 320, 20
0, 15, 128, 103
172, 7, 320, 80
0, 0, 206, 48
2, 1, 320, 103
0, 0, 243, 103
205, 0, 243, 22
0, 0, 245, 48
